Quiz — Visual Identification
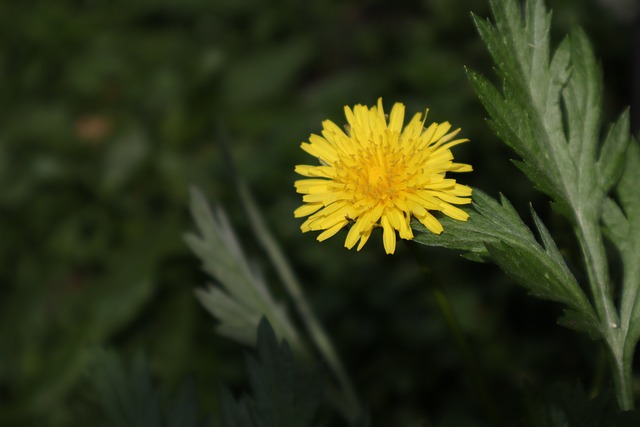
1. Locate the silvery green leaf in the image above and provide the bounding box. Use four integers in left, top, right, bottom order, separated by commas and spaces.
185, 187, 301, 352
412, 190, 599, 336
597, 109, 631, 194
605, 141, 640, 344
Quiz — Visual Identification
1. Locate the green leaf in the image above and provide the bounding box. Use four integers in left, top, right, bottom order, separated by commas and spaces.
219, 387, 256, 427
596, 109, 631, 193
248, 319, 322, 427
412, 190, 599, 336
87, 351, 156, 427
470, 0, 637, 408
413, 190, 530, 259
102, 126, 149, 193
522, 382, 640, 426
563, 27, 602, 182
185, 187, 302, 351
222, 38, 312, 107
604, 140, 640, 344
86, 349, 209, 427
470, 0, 573, 208
167, 382, 209, 427
469, 0, 623, 227
218, 318, 323, 427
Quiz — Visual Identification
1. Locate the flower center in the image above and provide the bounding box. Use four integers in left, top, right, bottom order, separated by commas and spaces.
337, 138, 416, 204
366, 163, 389, 189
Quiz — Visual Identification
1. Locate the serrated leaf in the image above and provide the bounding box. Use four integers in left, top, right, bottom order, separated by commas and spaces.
413, 190, 599, 336
609, 140, 640, 344
530, 207, 567, 271
219, 318, 323, 427
597, 110, 631, 193
167, 381, 212, 427
87, 350, 161, 427
564, 27, 602, 169
466, 0, 638, 409
469, 0, 628, 231
185, 187, 301, 351
602, 198, 629, 248
484, 240, 575, 309
249, 319, 322, 427
219, 387, 256, 427
86, 350, 209, 427
558, 309, 602, 339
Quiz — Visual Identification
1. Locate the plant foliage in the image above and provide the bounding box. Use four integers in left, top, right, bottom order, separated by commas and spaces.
87, 319, 323, 427
523, 383, 640, 427
219, 318, 323, 427
412, 190, 599, 337
185, 187, 302, 350
413, 0, 639, 411
86, 350, 210, 427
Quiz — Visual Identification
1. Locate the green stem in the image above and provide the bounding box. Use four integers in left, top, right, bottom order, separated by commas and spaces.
237, 180, 360, 421
217, 126, 360, 420
608, 338, 633, 411
574, 214, 633, 409
406, 241, 502, 426
575, 215, 618, 333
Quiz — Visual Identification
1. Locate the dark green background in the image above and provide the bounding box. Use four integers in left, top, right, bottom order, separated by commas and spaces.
0, 0, 635, 425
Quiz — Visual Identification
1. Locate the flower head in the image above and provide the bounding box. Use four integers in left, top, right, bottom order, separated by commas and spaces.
294, 98, 472, 254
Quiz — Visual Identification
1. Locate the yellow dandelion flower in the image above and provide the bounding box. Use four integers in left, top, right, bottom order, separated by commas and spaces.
294, 98, 473, 255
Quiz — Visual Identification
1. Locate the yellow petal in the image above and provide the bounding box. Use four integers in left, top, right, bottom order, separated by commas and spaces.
449, 163, 473, 173
294, 179, 329, 194
356, 228, 372, 251
385, 208, 404, 231
381, 215, 397, 254
401, 113, 424, 141
440, 204, 469, 221
431, 122, 453, 142
433, 191, 472, 205
344, 223, 361, 249
388, 102, 405, 133
294, 203, 323, 218
295, 164, 334, 178
295, 99, 472, 253
398, 211, 414, 240
317, 221, 347, 241
418, 211, 444, 234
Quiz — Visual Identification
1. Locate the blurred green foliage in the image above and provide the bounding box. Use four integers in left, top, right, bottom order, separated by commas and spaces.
0, 0, 634, 426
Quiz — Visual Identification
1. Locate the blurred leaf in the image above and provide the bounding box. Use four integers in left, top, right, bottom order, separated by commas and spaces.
185, 187, 302, 351
222, 39, 312, 107
86, 349, 210, 427
218, 318, 322, 427
522, 382, 640, 427
218, 387, 255, 427
87, 351, 162, 427
102, 126, 149, 192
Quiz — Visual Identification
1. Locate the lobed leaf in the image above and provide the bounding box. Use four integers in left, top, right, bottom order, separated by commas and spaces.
413, 190, 599, 336
219, 318, 323, 427
184, 187, 301, 351
86, 350, 210, 427
469, 0, 625, 229
604, 141, 640, 344
596, 110, 631, 193
467, 0, 637, 343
